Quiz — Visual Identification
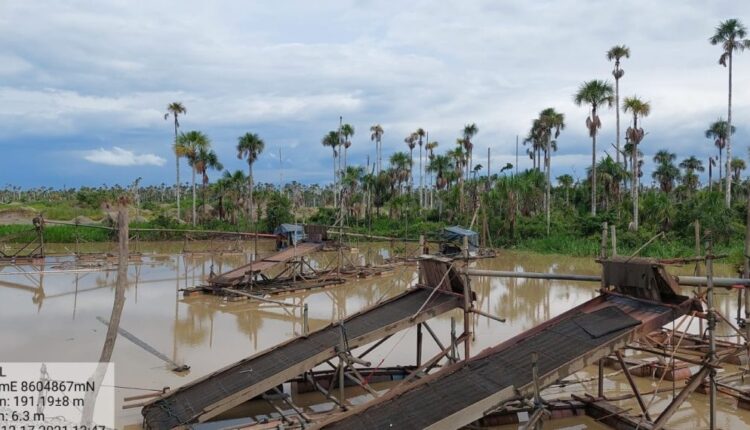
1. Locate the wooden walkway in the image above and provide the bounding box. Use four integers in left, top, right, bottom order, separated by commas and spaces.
208, 242, 322, 286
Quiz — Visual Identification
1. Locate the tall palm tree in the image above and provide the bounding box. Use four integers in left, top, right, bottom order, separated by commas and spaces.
557, 174, 574, 207
175, 130, 210, 226
462, 123, 479, 181
404, 133, 417, 192
322, 131, 340, 208
193, 148, 223, 217
574, 80, 614, 216
537, 108, 565, 234
341, 124, 355, 171
607, 45, 630, 166
705, 119, 735, 188
731, 157, 746, 183
427, 154, 452, 190
679, 156, 705, 194
710, 19, 750, 206
237, 132, 265, 222
415, 128, 426, 207
425, 141, 439, 208
622, 96, 651, 231
370, 124, 384, 175
389, 152, 411, 194
652, 150, 680, 193
165, 102, 186, 219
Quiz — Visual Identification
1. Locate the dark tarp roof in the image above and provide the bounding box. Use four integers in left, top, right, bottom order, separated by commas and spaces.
274, 224, 304, 235
442, 226, 479, 250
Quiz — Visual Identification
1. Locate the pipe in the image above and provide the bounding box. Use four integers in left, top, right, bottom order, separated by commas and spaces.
463, 268, 750, 288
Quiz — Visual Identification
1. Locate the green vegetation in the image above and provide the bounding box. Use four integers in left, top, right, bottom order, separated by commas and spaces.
3, 19, 750, 267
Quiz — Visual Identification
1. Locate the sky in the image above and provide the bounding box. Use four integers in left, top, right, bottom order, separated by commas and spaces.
1, 0, 749, 189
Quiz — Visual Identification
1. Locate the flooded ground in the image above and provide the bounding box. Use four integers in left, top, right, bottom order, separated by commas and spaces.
1, 240, 748, 429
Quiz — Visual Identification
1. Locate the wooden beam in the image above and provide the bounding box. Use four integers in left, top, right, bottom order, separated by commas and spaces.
652, 365, 711, 430
615, 350, 652, 421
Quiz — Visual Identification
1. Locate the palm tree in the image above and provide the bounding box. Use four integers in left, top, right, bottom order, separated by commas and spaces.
404, 133, 417, 192
574, 80, 614, 216
427, 154, 452, 190
322, 131, 339, 207
731, 157, 746, 183
237, 132, 265, 222
537, 108, 565, 234
389, 152, 411, 194
557, 174, 574, 207
710, 19, 750, 206
425, 141, 439, 208
370, 124, 384, 175
653, 150, 680, 193
175, 130, 210, 226
705, 119, 735, 188
607, 45, 630, 166
679, 156, 705, 194
193, 148, 223, 217
341, 124, 355, 171
591, 155, 627, 211
415, 128, 426, 207
622, 96, 651, 231
164, 102, 186, 220
462, 123, 479, 181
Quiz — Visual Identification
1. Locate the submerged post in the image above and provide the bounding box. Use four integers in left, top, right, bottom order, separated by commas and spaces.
706, 240, 716, 430
303, 303, 309, 336
462, 236, 472, 359
416, 323, 423, 366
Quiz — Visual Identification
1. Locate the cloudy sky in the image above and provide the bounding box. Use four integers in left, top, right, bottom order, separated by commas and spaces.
1, 0, 749, 189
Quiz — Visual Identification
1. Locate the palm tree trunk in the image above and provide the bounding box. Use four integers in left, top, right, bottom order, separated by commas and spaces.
719, 149, 723, 189
419, 145, 423, 207
174, 120, 180, 220
632, 115, 639, 231
249, 162, 254, 223
591, 114, 597, 216
545, 147, 551, 235
191, 168, 197, 227
615, 76, 621, 166
726, 53, 733, 206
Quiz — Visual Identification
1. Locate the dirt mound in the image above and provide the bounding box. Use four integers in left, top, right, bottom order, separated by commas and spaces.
0, 206, 37, 224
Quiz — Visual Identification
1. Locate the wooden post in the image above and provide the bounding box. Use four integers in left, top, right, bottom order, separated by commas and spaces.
744, 188, 750, 351
597, 358, 604, 398
615, 350, 651, 421
303, 303, 309, 336
600, 222, 608, 260
416, 323, 423, 366
610, 224, 617, 256
695, 220, 702, 276
450, 317, 457, 363
531, 352, 541, 406
652, 366, 712, 430
706, 241, 716, 430
462, 236, 472, 359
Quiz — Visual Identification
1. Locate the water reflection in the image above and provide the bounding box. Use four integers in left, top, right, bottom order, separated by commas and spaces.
0, 241, 747, 428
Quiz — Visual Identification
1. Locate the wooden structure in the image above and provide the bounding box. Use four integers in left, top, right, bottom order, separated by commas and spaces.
141, 257, 470, 429
313, 259, 698, 429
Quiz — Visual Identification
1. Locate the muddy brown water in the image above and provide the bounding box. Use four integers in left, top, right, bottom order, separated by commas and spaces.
1, 240, 749, 429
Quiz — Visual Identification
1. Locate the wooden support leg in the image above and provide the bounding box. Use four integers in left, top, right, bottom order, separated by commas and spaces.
652, 365, 711, 430
615, 350, 652, 421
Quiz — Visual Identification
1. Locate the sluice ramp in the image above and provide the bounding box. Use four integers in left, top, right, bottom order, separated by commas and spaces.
209, 242, 322, 286
142, 260, 466, 429
315, 259, 699, 430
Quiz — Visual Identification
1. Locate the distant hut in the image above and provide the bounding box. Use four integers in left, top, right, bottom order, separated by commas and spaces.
274, 224, 306, 249
439, 226, 479, 256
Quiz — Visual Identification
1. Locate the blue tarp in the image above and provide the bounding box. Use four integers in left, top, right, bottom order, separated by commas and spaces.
441, 226, 479, 252
274, 224, 306, 246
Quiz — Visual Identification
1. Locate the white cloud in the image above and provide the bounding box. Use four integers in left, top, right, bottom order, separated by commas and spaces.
84, 147, 166, 167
